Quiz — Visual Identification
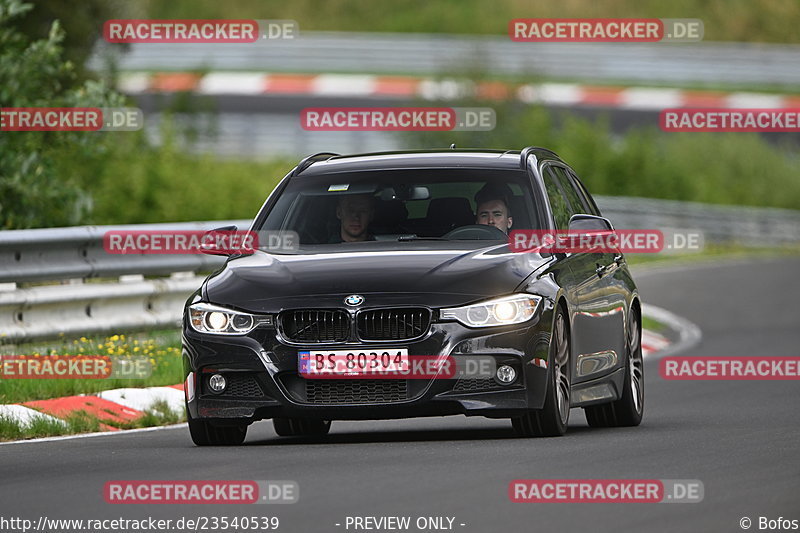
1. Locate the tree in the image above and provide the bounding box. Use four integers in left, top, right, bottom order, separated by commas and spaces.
0, 0, 124, 229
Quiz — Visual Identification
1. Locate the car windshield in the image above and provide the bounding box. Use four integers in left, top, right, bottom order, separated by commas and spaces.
256, 168, 541, 251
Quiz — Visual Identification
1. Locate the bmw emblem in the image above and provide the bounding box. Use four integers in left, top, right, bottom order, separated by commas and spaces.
344, 294, 364, 306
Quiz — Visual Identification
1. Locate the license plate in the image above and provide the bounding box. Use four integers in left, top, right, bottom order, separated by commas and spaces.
298, 348, 409, 376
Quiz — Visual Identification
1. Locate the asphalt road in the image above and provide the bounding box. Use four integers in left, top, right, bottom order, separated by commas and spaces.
2, 256, 798, 533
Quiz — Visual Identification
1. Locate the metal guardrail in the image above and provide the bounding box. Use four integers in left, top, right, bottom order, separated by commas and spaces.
0, 220, 249, 284
90, 32, 800, 87
0, 276, 201, 342
596, 197, 800, 247
0, 220, 248, 342
1, 198, 798, 342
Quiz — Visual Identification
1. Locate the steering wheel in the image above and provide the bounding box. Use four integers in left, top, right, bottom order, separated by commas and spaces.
442, 224, 508, 240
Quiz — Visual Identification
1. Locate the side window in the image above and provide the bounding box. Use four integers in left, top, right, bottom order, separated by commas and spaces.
566, 169, 600, 216
551, 166, 589, 216
543, 167, 571, 229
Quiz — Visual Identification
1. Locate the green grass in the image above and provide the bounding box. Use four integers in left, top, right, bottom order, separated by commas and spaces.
137, 399, 184, 427
0, 332, 183, 404
0, 331, 187, 441
141, 0, 800, 44
641, 315, 667, 333
63, 410, 103, 433
0, 401, 185, 442
0, 415, 26, 441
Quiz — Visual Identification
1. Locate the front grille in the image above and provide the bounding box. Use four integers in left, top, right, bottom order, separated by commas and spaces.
452, 378, 503, 393
305, 379, 408, 404
280, 309, 350, 343
357, 308, 431, 341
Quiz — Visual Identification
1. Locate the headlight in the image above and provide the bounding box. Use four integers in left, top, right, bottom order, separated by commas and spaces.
187, 303, 270, 335
441, 294, 541, 327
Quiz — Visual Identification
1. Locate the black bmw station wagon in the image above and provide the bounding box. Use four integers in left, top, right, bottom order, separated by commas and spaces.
182, 147, 644, 445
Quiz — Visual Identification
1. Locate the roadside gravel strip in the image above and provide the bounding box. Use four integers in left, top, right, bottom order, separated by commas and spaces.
0, 305, 687, 443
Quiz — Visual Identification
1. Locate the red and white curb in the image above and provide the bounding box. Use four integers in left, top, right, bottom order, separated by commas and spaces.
97, 385, 185, 414
642, 330, 670, 356
118, 71, 800, 111
0, 404, 65, 428
641, 302, 702, 360
0, 385, 184, 432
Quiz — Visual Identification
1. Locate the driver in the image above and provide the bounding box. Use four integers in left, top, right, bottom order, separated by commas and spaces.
332, 194, 375, 242
474, 184, 513, 234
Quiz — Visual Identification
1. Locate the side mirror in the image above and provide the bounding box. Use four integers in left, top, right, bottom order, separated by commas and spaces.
564, 215, 616, 253
200, 225, 253, 256
568, 214, 614, 232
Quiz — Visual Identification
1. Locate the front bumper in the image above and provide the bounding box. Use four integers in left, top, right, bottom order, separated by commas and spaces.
182, 306, 554, 424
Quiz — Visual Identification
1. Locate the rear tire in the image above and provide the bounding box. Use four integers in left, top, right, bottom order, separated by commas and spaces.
584, 306, 644, 428
273, 418, 332, 437
187, 405, 248, 446
512, 306, 571, 437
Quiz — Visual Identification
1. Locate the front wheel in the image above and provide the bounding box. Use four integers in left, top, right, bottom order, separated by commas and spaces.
512, 306, 571, 437
584, 307, 644, 427
187, 403, 248, 446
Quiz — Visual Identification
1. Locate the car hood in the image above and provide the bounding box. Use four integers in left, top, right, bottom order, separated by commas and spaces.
205, 243, 551, 312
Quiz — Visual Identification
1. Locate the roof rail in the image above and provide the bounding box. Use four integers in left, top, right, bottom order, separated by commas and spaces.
519, 146, 558, 169
292, 152, 341, 176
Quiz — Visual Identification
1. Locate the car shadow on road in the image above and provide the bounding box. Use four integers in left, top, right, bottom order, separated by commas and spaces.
243, 424, 595, 446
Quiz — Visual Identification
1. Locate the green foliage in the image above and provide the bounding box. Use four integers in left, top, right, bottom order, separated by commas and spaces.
65, 125, 294, 225
12, 0, 128, 78
0, 0, 124, 229
406, 102, 800, 210
143, 0, 800, 44
57, 101, 800, 223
